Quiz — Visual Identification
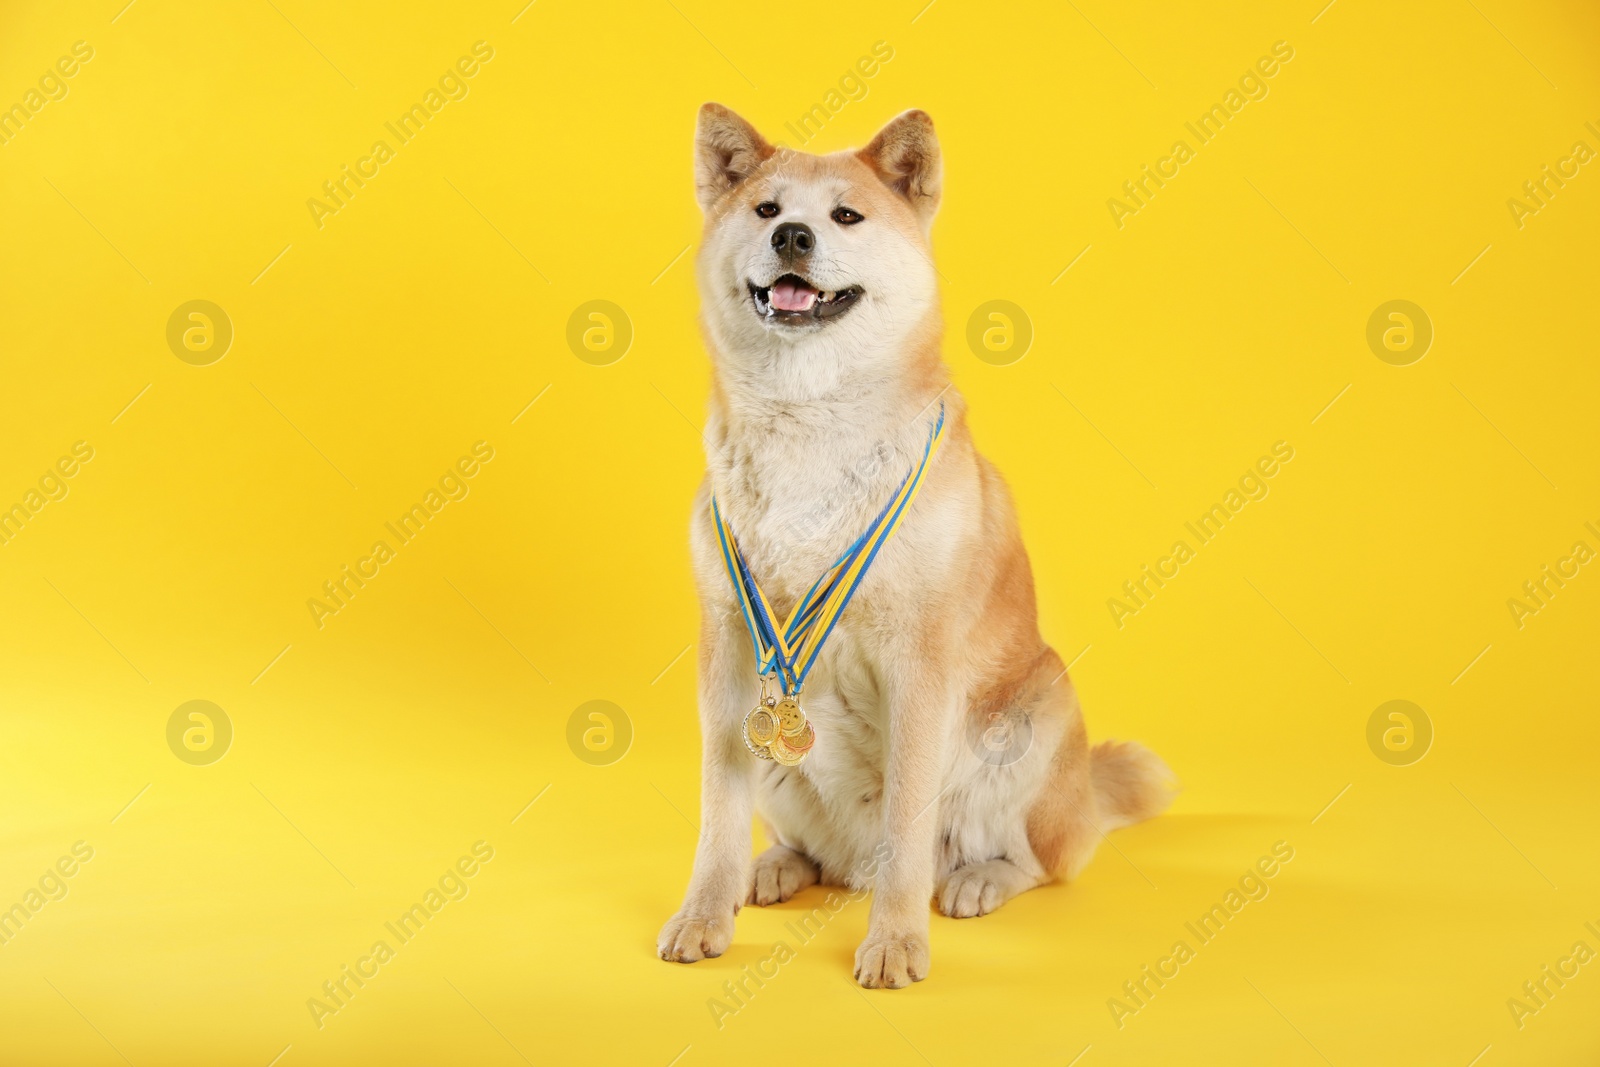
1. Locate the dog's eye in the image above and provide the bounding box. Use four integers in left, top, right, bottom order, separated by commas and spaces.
755, 202, 780, 219
832, 207, 863, 225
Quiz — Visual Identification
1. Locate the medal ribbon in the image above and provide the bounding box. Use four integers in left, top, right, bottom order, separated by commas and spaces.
713, 405, 948, 697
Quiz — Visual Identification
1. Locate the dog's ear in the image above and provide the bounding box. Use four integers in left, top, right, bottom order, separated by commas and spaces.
695, 103, 773, 213
858, 110, 941, 228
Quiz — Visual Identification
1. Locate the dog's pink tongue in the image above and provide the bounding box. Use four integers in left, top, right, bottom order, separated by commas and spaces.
771, 279, 817, 312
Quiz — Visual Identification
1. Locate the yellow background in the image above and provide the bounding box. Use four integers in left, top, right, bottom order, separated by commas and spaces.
2, 0, 1598, 1063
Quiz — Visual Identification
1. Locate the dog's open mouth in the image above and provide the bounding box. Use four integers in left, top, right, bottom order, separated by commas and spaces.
749, 274, 862, 325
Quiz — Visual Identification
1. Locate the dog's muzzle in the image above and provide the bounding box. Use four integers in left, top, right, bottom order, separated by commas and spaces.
749, 274, 862, 326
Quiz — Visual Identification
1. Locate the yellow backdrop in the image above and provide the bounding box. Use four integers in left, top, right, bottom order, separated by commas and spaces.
2, 0, 1597, 1064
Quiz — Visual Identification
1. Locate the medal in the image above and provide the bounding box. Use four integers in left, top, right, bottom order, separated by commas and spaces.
711, 405, 949, 768
774, 698, 804, 734
768, 704, 814, 765
769, 732, 807, 766
743, 697, 778, 759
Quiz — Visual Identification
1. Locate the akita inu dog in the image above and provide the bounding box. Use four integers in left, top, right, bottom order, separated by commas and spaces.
658, 104, 1175, 989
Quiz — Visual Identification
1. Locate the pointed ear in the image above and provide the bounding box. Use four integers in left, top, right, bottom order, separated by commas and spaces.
857, 110, 941, 228
694, 103, 774, 212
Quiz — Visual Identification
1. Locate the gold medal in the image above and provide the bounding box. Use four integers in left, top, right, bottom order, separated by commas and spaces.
775, 698, 805, 734
742, 686, 779, 759
744, 705, 778, 751
769, 732, 807, 765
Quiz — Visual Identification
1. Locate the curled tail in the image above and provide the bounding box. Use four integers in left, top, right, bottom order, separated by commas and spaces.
1090, 740, 1177, 831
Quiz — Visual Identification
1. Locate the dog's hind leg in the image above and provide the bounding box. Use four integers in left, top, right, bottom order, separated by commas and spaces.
747, 844, 821, 905
936, 858, 1042, 918
1025, 682, 1176, 882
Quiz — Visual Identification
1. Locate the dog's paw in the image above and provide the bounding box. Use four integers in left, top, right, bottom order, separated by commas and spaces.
853, 929, 929, 989
937, 860, 1022, 919
747, 845, 820, 906
657, 911, 734, 963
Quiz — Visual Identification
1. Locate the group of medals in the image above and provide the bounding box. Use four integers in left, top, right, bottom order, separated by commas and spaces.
742, 685, 815, 766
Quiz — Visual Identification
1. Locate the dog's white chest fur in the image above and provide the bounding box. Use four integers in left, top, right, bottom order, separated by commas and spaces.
707, 409, 928, 872
708, 409, 1046, 889
709, 397, 929, 598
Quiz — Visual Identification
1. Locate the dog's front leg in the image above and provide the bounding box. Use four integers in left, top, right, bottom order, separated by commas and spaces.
658, 627, 754, 963
855, 663, 956, 989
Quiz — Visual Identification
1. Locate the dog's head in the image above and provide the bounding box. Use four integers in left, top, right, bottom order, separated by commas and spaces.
693, 104, 942, 394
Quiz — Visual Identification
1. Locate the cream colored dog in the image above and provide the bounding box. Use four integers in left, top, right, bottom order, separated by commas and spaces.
658, 104, 1175, 989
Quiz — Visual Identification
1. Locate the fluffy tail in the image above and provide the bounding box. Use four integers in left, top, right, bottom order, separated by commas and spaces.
1090, 740, 1177, 831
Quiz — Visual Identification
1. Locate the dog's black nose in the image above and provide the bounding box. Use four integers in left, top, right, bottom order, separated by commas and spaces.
770, 222, 814, 260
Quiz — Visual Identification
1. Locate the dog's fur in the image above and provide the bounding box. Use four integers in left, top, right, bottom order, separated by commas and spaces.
658, 104, 1175, 988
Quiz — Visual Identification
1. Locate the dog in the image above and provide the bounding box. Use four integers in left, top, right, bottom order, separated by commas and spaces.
658, 103, 1175, 989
